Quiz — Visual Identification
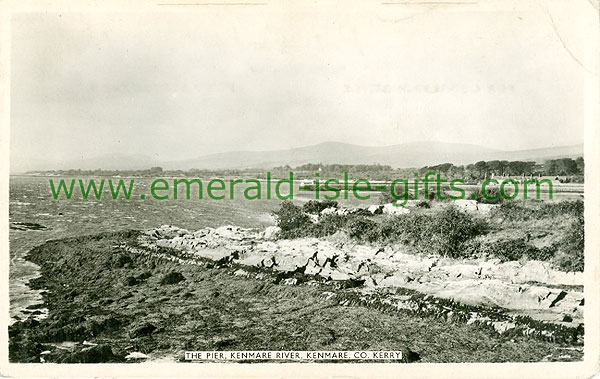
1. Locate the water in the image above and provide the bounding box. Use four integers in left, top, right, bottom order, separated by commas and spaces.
9, 175, 384, 323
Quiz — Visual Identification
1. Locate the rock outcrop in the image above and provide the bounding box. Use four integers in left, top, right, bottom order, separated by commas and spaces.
134, 224, 584, 328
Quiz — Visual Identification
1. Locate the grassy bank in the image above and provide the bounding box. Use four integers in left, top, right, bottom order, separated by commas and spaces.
273, 200, 584, 272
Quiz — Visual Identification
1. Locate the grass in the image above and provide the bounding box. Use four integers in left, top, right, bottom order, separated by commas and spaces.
272, 199, 584, 271
9, 231, 582, 363
274, 201, 487, 257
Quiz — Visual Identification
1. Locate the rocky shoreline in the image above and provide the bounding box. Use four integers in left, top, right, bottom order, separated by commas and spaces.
137, 224, 583, 330
8, 225, 584, 363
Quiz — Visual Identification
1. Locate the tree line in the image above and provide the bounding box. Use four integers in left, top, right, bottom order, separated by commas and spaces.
26, 157, 583, 182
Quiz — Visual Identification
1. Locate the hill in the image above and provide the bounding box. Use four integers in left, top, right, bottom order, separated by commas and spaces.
161, 141, 583, 170
14, 141, 584, 172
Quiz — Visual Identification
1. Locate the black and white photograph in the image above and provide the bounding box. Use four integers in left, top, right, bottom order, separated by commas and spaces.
1, 0, 599, 377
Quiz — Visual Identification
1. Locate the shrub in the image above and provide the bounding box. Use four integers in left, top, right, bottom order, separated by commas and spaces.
462, 238, 483, 257
272, 201, 312, 238
380, 186, 416, 204
370, 207, 487, 257
124, 276, 138, 286
416, 201, 430, 208
270, 202, 488, 259
392, 213, 430, 246
490, 200, 584, 222
539, 200, 583, 218
302, 200, 338, 214
424, 206, 488, 258
310, 213, 348, 237
480, 238, 550, 262
422, 189, 452, 202
160, 271, 185, 285
114, 254, 133, 268
490, 201, 537, 221
352, 207, 378, 216
553, 215, 584, 272
347, 217, 379, 242
470, 187, 504, 204
528, 245, 556, 261
371, 215, 404, 243
378, 191, 394, 205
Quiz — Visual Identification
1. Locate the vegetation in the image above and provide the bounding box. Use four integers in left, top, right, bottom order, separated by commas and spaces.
9, 231, 580, 363
469, 187, 504, 204
282, 157, 584, 181
554, 215, 585, 272
302, 200, 338, 214
273, 201, 488, 258
479, 238, 555, 262
491, 200, 583, 221
423, 157, 583, 181
271, 202, 312, 239
27, 157, 584, 182
272, 199, 584, 271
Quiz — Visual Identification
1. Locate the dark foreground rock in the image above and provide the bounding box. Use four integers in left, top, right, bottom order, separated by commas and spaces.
10, 222, 47, 231
9, 230, 582, 363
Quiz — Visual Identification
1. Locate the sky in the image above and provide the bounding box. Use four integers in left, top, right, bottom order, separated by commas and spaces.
9, 0, 596, 171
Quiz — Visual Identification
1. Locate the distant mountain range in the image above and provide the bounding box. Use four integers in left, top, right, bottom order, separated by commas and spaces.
15, 141, 584, 173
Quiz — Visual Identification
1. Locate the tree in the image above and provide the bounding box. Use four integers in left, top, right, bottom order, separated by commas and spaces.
575, 157, 584, 174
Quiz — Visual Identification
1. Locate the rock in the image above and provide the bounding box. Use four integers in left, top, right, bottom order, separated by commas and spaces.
325, 231, 351, 246
138, 223, 583, 327
454, 200, 478, 212
363, 276, 378, 287
281, 278, 298, 285
235, 254, 264, 267
433, 264, 480, 280
149, 225, 189, 239
213, 336, 237, 348
262, 226, 281, 240
130, 323, 157, 338
328, 271, 352, 281
491, 321, 516, 334
315, 247, 340, 267
10, 222, 47, 231
125, 351, 149, 360
368, 205, 383, 214
476, 203, 498, 213
379, 273, 413, 287
262, 257, 276, 268
320, 207, 337, 215
124, 276, 139, 286
160, 271, 185, 285
193, 247, 236, 261
276, 256, 309, 272
400, 200, 421, 207
335, 208, 350, 216
215, 225, 245, 240
305, 260, 322, 275
137, 271, 152, 281
402, 348, 421, 363
233, 269, 250, 277
382, 203, 410, 215
114, 254, 133, 268
59, 345, 123, 363
339, 278, 365, 288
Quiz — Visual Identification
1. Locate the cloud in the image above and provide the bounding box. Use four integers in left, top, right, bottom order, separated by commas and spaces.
10, 2, 589, 171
